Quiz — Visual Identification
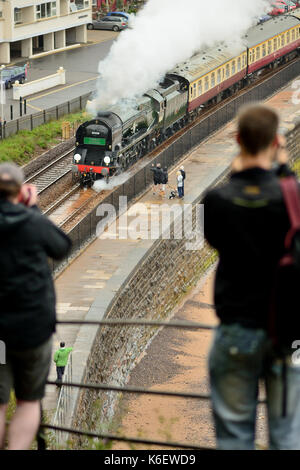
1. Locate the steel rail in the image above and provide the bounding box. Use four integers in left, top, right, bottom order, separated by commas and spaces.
25, 148, 74, 194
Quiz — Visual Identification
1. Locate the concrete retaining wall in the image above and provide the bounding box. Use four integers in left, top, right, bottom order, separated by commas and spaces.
13, 67, 66, 100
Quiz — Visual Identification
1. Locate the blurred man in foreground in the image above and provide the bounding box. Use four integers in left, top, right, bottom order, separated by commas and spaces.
0, 163, 71, 450
204, 104, 300, 449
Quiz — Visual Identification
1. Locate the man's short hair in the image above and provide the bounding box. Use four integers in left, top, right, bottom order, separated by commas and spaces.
60, 342, 65, 348
0, 163, 24, 199
237, 104, 279, 156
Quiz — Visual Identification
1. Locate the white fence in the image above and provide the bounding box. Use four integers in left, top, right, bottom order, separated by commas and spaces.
13, 67, 66, 100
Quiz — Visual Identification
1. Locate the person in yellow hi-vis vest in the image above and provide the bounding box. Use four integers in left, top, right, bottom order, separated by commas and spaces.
54, 342, 73, 385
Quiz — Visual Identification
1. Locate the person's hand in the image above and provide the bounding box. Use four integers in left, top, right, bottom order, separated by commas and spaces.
274, 135, 289, 165
18, 184, 38, 207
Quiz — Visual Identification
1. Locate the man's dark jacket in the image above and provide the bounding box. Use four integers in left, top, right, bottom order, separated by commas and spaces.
203, 165, 293, 329
150, 167, 163, 184
0, 201, 71, 349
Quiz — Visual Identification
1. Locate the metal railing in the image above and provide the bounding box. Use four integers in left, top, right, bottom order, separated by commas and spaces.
51, 354, 73, 448
38, 319, 267, 450
0, 93, 90, 140
49, 59, 300, 274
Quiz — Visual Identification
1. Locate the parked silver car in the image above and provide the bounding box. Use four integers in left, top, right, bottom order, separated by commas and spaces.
87, 16, 128, 32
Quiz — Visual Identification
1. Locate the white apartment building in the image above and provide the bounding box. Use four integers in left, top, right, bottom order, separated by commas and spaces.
0, 0, 92, 64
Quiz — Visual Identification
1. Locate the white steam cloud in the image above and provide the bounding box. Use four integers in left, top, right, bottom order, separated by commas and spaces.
89, 0, 272, 113
93, 171, 130, 192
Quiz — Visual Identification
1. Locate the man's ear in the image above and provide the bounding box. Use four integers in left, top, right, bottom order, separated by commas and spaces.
236, 133, 241, 145
273, 135, 279, 148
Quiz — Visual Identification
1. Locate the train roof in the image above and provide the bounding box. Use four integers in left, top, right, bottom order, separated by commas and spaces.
243, 14, 300, 48
287, 7, 300, 20
168, 13, 300, 84
168, 45, 244, 83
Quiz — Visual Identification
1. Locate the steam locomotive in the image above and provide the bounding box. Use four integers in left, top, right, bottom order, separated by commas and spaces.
73, 12, 300, 187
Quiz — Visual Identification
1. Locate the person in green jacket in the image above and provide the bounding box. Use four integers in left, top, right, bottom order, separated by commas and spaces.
54, 342, 73, 385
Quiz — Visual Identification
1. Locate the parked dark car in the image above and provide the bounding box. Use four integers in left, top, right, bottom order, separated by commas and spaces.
0, 66, 26, 89
87, 16, 128, 31
258, 14, 272, 23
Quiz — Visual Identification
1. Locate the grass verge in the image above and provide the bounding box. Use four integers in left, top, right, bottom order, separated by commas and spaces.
0, 111, 91, 166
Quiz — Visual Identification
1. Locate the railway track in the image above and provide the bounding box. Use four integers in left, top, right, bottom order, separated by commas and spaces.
26, 56, 299, 232
25, 149, 74, 194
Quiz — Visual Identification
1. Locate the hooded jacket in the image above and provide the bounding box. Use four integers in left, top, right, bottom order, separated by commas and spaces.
54, 347, 73, 367
0, 200, 71, 350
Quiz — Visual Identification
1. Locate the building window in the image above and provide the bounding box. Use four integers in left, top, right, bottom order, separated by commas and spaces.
14, 8, 22, 24
70, 0, 90, 11
36, 2, 56, 19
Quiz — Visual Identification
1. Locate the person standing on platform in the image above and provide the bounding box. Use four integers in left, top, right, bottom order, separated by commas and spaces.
177, 170, 184, 199
180, 166, 186, 198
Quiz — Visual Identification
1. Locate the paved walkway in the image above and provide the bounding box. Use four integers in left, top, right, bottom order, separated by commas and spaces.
44, 81, 300, 420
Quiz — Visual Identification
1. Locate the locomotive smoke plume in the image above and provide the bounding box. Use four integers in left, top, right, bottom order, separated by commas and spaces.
88, 0, 272, 113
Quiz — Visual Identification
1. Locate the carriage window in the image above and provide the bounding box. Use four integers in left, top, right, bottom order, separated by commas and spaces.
237, 57, 241, 71
204, 76, 209, 91
281, 34, 285, 47
292, 29, 295, 41
287, 31, 290, 43
217, 69, 222, 83
225, 63, 230, 78
262, 43, 266, 57
231, 61, 236, 75
193, 83, 196, 95
211, 72, 215, 87
198, 80, 202, 95
256, 47, 260, 60
190, 86, 193, 97
268, 41, 272, 54
273, 37, 277, 50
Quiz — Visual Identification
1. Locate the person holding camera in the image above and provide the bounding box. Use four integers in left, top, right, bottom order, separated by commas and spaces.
203, 104, 300, 450
0, 163, 71, 450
